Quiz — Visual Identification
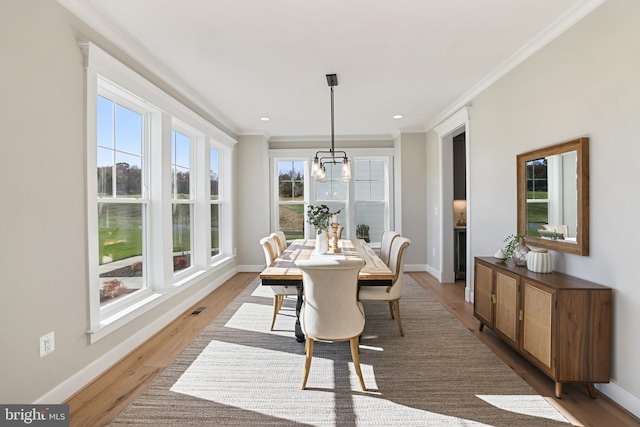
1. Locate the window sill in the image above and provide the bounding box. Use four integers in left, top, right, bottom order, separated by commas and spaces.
87, 256, 234, 343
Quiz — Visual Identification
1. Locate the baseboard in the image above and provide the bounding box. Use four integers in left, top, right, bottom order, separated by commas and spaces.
425, 264, 442, 281
596, 380, 640, 419
404, 264, 427, 272
237, 264, 265, 272
35, 267, 238, 404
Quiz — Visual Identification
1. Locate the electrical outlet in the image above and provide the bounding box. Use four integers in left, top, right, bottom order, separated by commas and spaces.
40, 331, 55, 357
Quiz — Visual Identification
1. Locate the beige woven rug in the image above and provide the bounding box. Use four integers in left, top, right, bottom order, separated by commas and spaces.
111, 275, 569, 426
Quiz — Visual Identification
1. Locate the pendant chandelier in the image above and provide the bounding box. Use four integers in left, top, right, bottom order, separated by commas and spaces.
311, 74, 351, 183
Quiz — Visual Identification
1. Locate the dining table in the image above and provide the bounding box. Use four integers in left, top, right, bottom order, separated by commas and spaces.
260, 238, 394, 341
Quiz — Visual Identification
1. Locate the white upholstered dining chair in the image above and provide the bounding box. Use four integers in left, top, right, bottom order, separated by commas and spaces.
379, 230, 400, 266
358, 236, 411, 336
271, 231, 288, 255
259, 236, 298, 331
295, 258, 367, 391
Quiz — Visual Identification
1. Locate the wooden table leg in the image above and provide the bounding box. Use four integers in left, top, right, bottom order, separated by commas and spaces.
479, 322, 484, 332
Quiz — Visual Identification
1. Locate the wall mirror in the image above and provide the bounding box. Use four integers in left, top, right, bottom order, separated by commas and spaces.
517, 137, 589, 256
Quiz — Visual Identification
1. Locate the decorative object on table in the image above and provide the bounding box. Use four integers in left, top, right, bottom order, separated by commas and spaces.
307, 204, 341, 254
503, 231, 529, 266
314, 231, 329, 255
329, 222, 341, 253
526, 248, 552, 273
493, 248, 507, 261
512, 238, 530, 267
356, 224, 370, 243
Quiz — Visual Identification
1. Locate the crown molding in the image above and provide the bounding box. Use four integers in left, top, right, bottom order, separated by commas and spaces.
425, 0, 608, 131
57, 0, 240, 136
268, 134, 395, 143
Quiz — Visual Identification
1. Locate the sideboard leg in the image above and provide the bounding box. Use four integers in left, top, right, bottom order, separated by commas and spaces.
555, 382, 563, 398
478, 322, 484, 332
586, 383, 597, 399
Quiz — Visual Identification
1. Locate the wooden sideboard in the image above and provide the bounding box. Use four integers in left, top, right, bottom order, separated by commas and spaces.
474, 256, 611, 398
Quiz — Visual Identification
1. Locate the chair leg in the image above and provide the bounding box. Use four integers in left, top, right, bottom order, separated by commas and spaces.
350, 337, 366, 391
388, 301, 395, 319
270, 296, 280, 331
301, 338, 314, 390
392, 300, 404, 337
277, 295, 285, 312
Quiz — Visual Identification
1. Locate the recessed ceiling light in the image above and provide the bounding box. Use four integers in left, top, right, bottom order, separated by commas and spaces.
393, 114, 404, 120
259, 116, 270, 122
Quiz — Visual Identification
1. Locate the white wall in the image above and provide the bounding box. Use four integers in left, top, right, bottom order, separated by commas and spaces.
396, 132, 428, 268
427, 0, 640, 415
0, 0, 237, 404
236, 135, 271, 270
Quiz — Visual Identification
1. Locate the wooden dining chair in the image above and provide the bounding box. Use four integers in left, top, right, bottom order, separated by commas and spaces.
259, 236, 298, 330
358, 236, 411, 336
295, 258, 367, 391
379, 230, 400, 266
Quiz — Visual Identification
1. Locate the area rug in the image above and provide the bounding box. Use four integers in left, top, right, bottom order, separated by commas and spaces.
111, 275, 569, 426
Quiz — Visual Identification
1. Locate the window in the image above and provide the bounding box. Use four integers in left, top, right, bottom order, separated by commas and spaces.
526, 158, 549, 236
210, 148, 220, 257
171, 130, 193, 272
83, 42, 236, 342
272, 150, 393, 243
354, 159, 387, 245
277, 160, 306, 241
96, 95, 148, 306
316, 163, 347, 226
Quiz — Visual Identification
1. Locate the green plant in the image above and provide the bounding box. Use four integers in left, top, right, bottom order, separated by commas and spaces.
356, 224, 370, 242
503, 230, 527, 261
307, 204, 341, 234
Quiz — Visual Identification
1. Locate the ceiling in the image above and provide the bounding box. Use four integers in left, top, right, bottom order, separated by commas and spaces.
60, 0, 603, 141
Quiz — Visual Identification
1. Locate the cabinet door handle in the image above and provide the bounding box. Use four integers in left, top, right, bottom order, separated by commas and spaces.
491, 293, 496, 304
519, 309, 523, 321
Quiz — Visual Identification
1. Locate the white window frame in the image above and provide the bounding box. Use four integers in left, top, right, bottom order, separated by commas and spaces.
270, 148, 394, 241
82, 42, 236, 343
208, 146, 223, 261
272, 158, 309, 240
170, 125, 196, 280
353, 156, 391, 246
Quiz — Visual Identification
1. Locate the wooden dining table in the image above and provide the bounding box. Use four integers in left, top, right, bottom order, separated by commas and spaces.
260, 238, 394, 341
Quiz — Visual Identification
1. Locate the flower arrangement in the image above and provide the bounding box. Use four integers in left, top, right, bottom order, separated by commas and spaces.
307, 204, 341, 234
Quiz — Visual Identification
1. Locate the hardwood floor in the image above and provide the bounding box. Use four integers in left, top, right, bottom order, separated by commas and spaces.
65, 272, 639, 427
410, 272, 639, 427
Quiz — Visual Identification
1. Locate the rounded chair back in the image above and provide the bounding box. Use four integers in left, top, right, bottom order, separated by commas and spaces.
380, 231, 400, 266
386, 237, 411, 299
259, 236, 278, 266
295, 258, 366, 341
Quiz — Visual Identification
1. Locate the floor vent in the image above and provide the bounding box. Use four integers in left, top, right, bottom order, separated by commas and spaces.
189, 307, 206, 316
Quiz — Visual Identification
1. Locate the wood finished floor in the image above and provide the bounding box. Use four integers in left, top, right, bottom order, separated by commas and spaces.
65, 272, 639, 427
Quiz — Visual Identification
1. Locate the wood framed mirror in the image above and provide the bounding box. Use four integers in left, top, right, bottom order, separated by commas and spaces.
517, 137, 589, 256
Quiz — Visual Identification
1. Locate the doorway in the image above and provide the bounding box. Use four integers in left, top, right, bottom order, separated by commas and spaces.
434, 107, 471, 302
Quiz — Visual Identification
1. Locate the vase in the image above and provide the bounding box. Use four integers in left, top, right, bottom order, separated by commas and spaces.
314, 230, 328, 255
512, 238, 530, 267
527, 248, 552, 273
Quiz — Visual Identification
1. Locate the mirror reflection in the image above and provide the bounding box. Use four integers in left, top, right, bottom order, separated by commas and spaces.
517, 137, 588, 256
525, 151, 578, 243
